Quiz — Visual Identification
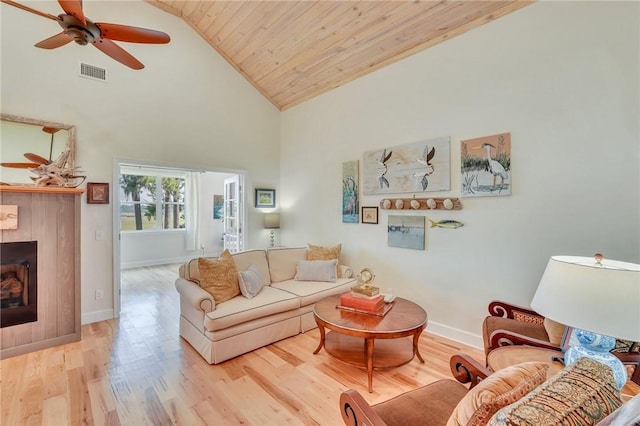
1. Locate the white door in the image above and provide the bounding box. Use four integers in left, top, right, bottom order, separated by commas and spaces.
223, 175, 243, 253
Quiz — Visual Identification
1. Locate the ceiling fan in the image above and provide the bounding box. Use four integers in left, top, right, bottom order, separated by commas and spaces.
1, 0, 170, 70
0, 127, 60, 169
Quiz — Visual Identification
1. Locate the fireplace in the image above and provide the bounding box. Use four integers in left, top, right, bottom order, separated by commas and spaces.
1, 241, 37, 328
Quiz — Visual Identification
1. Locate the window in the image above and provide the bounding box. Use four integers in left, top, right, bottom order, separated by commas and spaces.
119, 170, 186, 231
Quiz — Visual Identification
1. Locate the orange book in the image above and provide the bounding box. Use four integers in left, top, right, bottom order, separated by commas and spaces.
339, 293, 384, 312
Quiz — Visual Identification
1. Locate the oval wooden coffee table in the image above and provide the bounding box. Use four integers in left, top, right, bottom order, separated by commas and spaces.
313, 294, 427, 392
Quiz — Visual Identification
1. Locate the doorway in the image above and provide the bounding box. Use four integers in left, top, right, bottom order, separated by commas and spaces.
112, 160, 245, 318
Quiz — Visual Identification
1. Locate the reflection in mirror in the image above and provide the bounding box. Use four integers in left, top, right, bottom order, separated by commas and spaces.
0, 114, 75, 186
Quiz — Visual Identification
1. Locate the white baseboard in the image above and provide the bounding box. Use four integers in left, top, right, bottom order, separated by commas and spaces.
82, 309, 114, 325
427, 320, 484, 350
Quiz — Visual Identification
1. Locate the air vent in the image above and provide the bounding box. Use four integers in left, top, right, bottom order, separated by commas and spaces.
79, 63, 107, 82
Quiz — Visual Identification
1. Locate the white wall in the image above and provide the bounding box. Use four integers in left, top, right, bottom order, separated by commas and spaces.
280, 2, 640, 347
1, 1, 280, 323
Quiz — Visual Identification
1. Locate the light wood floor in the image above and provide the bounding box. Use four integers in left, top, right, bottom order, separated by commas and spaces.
1, 264, 485, 425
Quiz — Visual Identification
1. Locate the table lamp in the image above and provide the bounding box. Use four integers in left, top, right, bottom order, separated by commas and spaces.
263, 213, 280, 248
530, 254, 640, 389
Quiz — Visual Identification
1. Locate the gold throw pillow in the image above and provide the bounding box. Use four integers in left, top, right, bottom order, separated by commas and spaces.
198, 250, 240, 303
306, 243, 342, 278
447, 362, 549, 426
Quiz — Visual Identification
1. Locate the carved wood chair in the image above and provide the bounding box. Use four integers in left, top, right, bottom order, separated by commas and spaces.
340, 353, 491, 426
482, 300, 640, 385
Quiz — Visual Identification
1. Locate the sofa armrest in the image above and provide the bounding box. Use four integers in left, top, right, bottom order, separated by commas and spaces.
175, 277, 215, 313
488, 300, 541, 320
597, 393, 640, 425
340, 389, 387, 426
339, 265, 353, 279
489, 330, 560, 351
450, 352, 491, 388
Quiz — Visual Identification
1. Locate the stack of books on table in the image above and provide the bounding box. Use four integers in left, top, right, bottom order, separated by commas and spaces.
337, 286, 393, 316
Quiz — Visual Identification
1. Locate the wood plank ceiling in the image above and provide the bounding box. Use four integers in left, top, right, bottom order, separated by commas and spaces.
147, 1, 532, 111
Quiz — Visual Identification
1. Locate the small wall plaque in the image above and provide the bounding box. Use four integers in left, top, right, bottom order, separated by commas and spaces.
87, 182, 109, 204
0, 205, 18, 229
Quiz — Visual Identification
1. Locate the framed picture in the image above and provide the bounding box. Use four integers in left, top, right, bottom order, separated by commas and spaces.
461, 132, 511, 197
361, 206, 378, 224
342, 161, 359, 223
213, 194, 223, 219
387, 215, 425, 250
363, 136, 450, 195
87, 182, 109, 204
255, 188, 276, 208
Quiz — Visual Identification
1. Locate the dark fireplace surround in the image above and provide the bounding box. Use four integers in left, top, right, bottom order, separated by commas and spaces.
1, 241, 37, 328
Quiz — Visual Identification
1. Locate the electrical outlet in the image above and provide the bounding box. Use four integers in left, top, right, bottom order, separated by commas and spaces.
95, 230, 105, 240
95, 289, 104, 300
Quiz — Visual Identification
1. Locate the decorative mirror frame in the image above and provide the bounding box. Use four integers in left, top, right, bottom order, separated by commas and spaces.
1, 113, 76, 184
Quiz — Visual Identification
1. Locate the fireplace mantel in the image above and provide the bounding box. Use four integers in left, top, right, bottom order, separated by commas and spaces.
0, 185, 84, 195
0, 188, 82, 359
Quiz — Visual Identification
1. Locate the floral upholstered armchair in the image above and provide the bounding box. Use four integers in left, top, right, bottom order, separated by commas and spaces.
482, 300, 640, 385
340, 354, 636, 426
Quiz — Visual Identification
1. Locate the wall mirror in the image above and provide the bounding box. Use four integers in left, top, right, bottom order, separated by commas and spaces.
0, 113, 75, 185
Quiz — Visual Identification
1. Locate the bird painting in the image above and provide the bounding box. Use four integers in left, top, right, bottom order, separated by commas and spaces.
376, 148, 392, 189
415, 145, 435, 191
473, 143, 508, 192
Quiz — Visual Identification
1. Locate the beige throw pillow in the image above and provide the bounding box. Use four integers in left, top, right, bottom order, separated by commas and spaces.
198, 250, 240, 303
447, 362, 549, 426
306, 243, 342, 278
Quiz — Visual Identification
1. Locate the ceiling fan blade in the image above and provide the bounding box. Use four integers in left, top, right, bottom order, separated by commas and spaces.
35, 32, 73, 49
93, 38, 144, 70
24, 153, 50, 164
42, 127, 61, 134
96, 23, 170, 44
0, 162, 40, 169
58, 0, 85, 25
0, 0, 59, 21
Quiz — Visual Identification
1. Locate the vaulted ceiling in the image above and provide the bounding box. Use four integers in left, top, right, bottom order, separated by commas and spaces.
147, 1, 532, 111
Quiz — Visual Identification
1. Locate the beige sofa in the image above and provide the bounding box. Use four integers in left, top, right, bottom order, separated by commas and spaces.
175, 247, 356, 364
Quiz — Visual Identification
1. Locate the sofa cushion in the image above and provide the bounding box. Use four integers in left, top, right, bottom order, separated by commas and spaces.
374, 379, 468, 426
203, 286, 300, 332
198, 250, 240, 303
267, 247, 307, 283
295, 259, 337, 282
271, 278, 354, 307
238, 264, 264, 299
447, 362, 549, 426
488, 357, 622, 425
232, 249, 271, 286
307, 243, 343, 278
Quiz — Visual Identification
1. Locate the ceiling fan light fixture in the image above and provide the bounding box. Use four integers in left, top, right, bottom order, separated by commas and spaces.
3, 0, 169, 69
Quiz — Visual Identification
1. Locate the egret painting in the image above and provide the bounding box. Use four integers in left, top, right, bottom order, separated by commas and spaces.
363, 137, 450, 195
342, 161, 359, 223
387, 215, 425, 250
461, 133, 511, 197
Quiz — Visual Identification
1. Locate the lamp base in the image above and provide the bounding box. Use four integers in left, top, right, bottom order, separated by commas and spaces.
269, 230, 275, 248
564, 329, 626, 389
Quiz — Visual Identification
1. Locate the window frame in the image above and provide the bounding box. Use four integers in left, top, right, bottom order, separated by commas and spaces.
119, 169, 186, 233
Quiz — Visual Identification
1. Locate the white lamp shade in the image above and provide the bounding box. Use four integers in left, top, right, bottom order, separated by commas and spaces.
530, 256, 640, 342
263, 213, 280, 229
